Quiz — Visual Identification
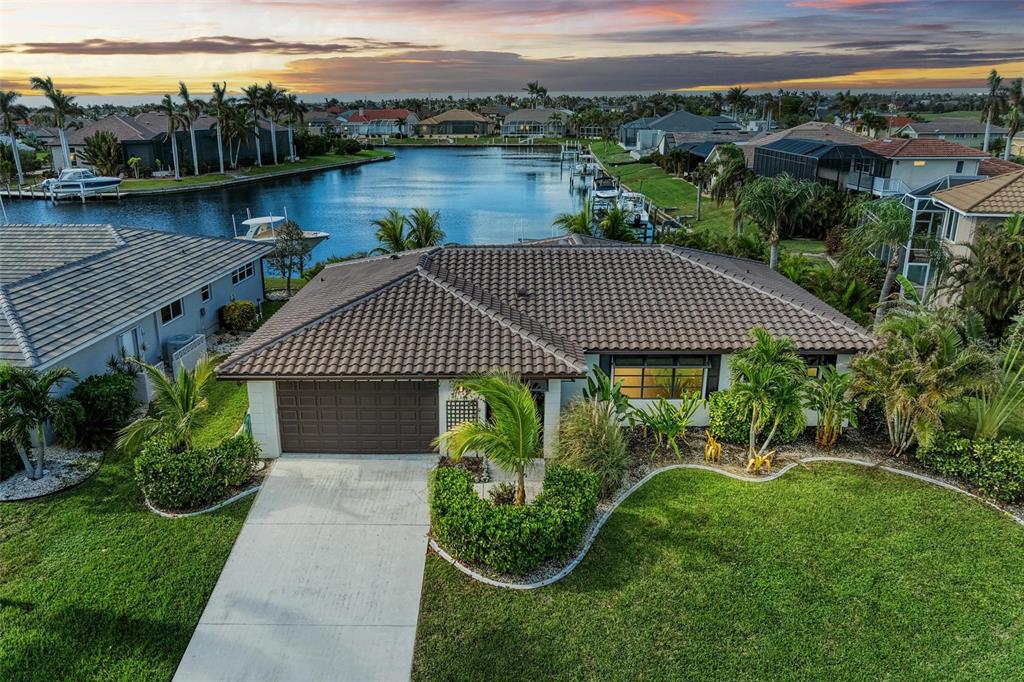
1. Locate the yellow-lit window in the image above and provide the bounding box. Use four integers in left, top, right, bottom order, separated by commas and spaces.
913, 160, 927, 167
611, 356, 709, 399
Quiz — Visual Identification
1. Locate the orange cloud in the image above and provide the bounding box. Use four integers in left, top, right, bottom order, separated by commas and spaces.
626, 6, 696, 24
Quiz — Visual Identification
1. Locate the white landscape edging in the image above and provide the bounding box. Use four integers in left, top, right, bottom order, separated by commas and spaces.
144, 485, 260, 519
429, 456, 1024, 591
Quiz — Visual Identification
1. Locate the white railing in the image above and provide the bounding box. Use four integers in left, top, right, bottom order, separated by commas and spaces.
847, 175, 912, 196
170, 334, 207, 375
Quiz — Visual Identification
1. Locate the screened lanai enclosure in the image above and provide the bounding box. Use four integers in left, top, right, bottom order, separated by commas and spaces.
753, 139, 885, 188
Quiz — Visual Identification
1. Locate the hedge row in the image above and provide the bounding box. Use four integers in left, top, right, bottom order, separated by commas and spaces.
69, 371, 138, 449
429, 465, 598, 575
135, 434, 260, 510
917, 432, 1024, 503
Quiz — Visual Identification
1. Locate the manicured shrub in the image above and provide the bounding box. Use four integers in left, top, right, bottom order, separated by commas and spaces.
220, 300, 257, 331
333, 139, 362, 155
556, 399, 627, 499
707, 389, 804, 446
916, 432, 1024, 503
135, 434, 260, 509
429, 464, 598, 575
70, 371, 138, 449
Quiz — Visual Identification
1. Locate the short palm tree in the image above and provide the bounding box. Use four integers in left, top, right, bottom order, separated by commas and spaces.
803, 366, 858, 449
598, 203, 638, 243
117, 357, 215, 454
980, 69, 1005, 154
553, 200, 593, 236
0, 366, 82, 480
433, 372, 541, 506
29, 76, 80, 170
158, 94, 184, 180
0, 90, 29, 184
407, 207, 445, 248
371, 208, 412, 254
739, 174, 810, 269
177, 81, 204, 176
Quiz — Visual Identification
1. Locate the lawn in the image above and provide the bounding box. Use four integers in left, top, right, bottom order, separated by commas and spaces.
385, 136, 574, 146
917, 110, 983, 121
413, 463, 1024, 681
193, 373, 249, 449
780, 238, 828, 256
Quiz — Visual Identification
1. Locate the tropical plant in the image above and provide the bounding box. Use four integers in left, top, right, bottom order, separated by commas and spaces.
972, 317, 1024, 440
980, 69, 1005, 154
0, 366, 82, 480
240, 84, 265, 166
262, 81, 287, 164
555, 399, 627, 499
708, 144, 750, 234
739, 174, 811, 269
29, 76, 81, 170
208, 81, 232, 175
851, 305, 992, 457
724, 85, 752, 114
177, 81, 203, 175
553, 200, 593, 237
803, 366, 858, 449
77, 130, 122, 176
433, 372, 541, 506
844, 198, 917, 322
730, 328, 807, 460
283, 92, 307, 160
0, 90, 28, 184
127, 155, 141, 178
116, 357, 216, 455
266, 220, 312, 296
157, 94, 183, 180
582, 366, 631, 421
222, 101, 249, 169
597, 203, 639, 243
522, 81, 547, 109
632, 394, 702, 461
704, 431, 722, 463
371, 208, 412, 253
406, 207, 445, 248
1002, 78, 1022, 161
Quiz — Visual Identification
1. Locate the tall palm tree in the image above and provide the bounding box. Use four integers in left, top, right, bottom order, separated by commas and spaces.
553, 200, 593, 236
739, 174, 811, 270
845, 198, 915, 322
980, 69, 1004, 153
406, 207, 445, 248
0, 366, 82, 480
177, 81, 203, 176
283, 93, 307, 161
1002, 77, 1022, 161
598, 203, 639, 243
240, 84, 265, 166
371, 208, 412, 253
433, 372, 541, 506
724, 86, 750, 115
158, 94, 183, 180
522, 81, 547, 109
208, 81, 232, 175
29, 76, 80, 169
0, 90, 28, 184
223, 102, 249, 169
116, 357, 215, 454
263, 82, 287, 164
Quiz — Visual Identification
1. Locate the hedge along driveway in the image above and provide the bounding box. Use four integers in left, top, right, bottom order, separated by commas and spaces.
413, 463, 1024, 681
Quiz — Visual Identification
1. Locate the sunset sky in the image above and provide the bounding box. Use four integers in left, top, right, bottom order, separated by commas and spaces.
1, 0, 1021, 102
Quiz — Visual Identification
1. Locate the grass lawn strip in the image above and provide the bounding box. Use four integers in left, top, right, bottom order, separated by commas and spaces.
414, 462, 1024, 681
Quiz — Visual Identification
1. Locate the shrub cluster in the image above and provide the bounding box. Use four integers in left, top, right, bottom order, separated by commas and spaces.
69, 371, 138, 449
556, 399, 627, 499
916, 432, 1024, 503
220, 300, 258, 331
429, 464, 598, 575
707, 389, 805, 446
135, 434, 260, 510
333, 139, 363, 155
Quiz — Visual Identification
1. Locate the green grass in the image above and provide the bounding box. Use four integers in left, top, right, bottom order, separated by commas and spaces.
263, 276, 308, 293
917, 110, 983, 121
193, 375, 249, 449
121, 174, 233, 191
780, 238, 827, 255
384, 136, 575, 146
0, 449, 250, 681
413, 463, 1024, 681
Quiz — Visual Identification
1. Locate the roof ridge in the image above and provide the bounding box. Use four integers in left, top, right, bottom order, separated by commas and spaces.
0, 286, 39, 366
658, 244, 875, 343
933, 169, 1024, 212
417, 258, 586, 373
319, 247, 438, 272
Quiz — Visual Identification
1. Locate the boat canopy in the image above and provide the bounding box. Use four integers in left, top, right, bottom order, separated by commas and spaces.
241, 216, 285, 226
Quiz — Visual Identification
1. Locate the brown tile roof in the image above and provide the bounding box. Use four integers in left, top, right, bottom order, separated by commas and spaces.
419, 109, 490, 125
741, 122, 868, 164
979, 157, 1024, 177
219, 242, 873, 379
55, 115, 161, 145
931, 170, 1024, 214
861, 138, 988, 159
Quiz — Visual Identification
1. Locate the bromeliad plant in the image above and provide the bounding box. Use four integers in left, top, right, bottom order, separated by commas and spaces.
803, 366, 858, 449
633, 393, 703, 461
433, 372, 541, 506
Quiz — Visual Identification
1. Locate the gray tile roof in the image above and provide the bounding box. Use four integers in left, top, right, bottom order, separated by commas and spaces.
220, 241, 873, 380
0, 224, 272, 367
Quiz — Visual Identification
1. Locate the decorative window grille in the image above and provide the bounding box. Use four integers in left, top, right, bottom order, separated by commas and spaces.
446, 399, 480, 431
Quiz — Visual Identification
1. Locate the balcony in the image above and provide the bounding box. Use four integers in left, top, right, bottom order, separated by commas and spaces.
846, 174, 911, 197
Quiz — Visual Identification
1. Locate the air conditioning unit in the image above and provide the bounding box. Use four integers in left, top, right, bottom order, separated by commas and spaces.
163, 334, 194, 364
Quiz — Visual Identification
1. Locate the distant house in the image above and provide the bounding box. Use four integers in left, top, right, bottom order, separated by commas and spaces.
416, 109, 495, 137
478, 105, 512, 126
850, 138, 988, 197
304, 110, 342, 136
842, 115, 916, 139
0, 224, 271, 418
620, 111, 740, 153
740, 122, 870, 167
500, 108, 573, 137
752, 139, 882, 189
1012, 133, 1024, 158
931, 169, 1024, 259
894, 118, 1008, 150
618, 117, 658, 148
338, 109, 419, 137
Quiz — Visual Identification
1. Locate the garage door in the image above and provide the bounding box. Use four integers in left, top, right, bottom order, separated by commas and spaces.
276, 380, 438, 454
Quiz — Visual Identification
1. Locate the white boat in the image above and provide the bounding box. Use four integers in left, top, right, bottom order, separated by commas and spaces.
234, 214, 329, 249
592, 175, 619, 200
41, 168, 122, 197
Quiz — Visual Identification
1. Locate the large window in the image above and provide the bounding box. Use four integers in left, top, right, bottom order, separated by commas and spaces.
231, 262, 255, 285
160, 298, 184, 325
611, 355, 710, 399
944, 212, 961, 242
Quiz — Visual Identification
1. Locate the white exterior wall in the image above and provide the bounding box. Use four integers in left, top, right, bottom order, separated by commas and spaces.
542, 380, 561, 459
247, 381, 281, 458
889, 157, 980, 189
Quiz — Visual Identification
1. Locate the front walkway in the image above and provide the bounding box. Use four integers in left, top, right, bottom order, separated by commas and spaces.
174, 455, 435, 682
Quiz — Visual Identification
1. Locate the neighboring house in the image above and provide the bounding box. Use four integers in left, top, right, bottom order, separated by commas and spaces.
895, 118, 1008, 150
478, 105, 512, 126
416, 109, 495, 137
500, 109, 573, 137
218, 236, 873, 458
338, 109, 419, 137
658, 129, 762, 156
49, 114, 160, 172
752, 139, 882, 189
304, 109, 342, 136
0, 224, 271, 417
1012, 133, 1024, 158
842, 115, 915, 139
740, 122, 870, 167
621, 111, 741, 153
619, 117, 657, 148
931, 169, 1024, 260
849, 138, 988, 197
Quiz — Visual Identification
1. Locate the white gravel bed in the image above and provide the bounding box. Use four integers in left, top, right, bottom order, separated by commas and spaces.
0, 446, 103, 501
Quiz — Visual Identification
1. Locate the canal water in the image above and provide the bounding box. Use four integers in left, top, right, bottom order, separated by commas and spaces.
4, 147, 585, 261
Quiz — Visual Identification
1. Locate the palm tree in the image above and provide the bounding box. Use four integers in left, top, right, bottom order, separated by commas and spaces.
0, 366, 82, 480
739, 174, 811, 270
116, 357, 215, 454
158, 94, 183, 180
803, 366, 858, 449
263, 82, 287, 164
208, 82, 232, 175
433, 372, 541, 506
78, 130, 122, 176
522, 81, 547, 109
0, 90, 28, 184
29, 76, 80, 169
553, 200, 593, 236
845, 198, 915, 322
724, 86, 750, 115
406, 207, 445, 248
371, 208, 412, 253
1002, 78, 1022, 161
980, 69, 1005, 153
283, 93, 307, 161
177, 81, 203, 176
708, 144, 750, 234
598, 203, 639, 243
223, 102, 248, 169
240, 84, 265, 166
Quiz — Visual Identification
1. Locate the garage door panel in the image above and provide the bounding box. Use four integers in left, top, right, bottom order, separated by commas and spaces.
277, 381, 438, 454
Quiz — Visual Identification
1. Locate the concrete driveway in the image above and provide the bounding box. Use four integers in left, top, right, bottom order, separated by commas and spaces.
174, 455, 435, 682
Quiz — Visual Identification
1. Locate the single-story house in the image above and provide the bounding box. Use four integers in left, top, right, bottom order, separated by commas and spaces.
619, 117, 658, 148
753, 139, 883, 189
500, 109, 573, 137
338, 109, 419, 137
894, 118, 1008, 150
218, 235, 874, 458
478, 105, 513, 125
0, 224, 271, 412
850, 138, 988, 196
416, 109, 495, 137
303, 110, 342, 136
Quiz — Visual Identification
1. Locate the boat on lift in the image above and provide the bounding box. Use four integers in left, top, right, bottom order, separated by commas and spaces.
592, 174, 619, 200
41, 168, 122, 198
233, 208, 329, 248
